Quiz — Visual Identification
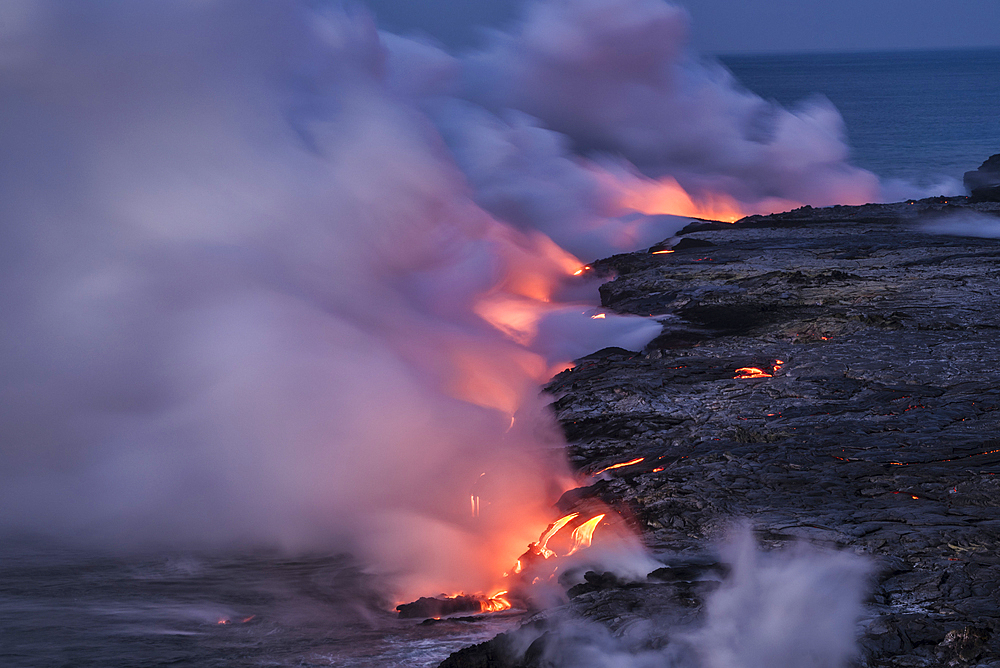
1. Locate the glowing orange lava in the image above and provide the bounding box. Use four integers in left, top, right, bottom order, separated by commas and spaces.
735, 360, 785, 379
534, 512, 579, 559
522, 510, 612, 563
401, 508, 618, 618
734, 367, 772, 379
651, 249, 674, 255
567, 514, 605, 555
592, 457, 645, 475
734, 367, 771, 379
481, 591, 512, 613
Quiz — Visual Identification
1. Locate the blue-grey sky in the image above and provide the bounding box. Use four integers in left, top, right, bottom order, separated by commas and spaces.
362, 0, 1000, 54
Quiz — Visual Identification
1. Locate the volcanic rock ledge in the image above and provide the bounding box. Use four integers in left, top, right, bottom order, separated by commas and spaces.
441, 196, 1000, 668
965, 154, 1000, 202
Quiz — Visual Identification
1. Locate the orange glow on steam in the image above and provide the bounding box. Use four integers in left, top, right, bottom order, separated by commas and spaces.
588, 162, 801, 224
619, 176, 747, 222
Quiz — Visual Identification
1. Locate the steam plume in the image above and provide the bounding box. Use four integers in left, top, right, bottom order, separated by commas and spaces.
0, 0, 893, 601
375, 0, 888, 258
922, 211, 1000, 238
0, 0, 658, 598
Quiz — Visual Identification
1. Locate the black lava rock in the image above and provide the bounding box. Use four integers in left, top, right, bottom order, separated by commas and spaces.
964, 153, 1000, 201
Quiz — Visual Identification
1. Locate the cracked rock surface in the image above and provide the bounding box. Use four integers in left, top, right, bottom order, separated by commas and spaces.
441, 197, 1000, 668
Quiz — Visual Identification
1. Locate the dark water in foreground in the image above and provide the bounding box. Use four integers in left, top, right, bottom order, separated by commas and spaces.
721, 49, 1000, 190
0, 545, 518, 667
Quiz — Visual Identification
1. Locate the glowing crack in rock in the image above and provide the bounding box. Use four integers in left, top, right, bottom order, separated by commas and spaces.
592, 457, 645, 475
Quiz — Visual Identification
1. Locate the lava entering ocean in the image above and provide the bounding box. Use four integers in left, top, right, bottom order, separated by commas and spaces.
0, 0, 889, 618
397, 501, 647, 619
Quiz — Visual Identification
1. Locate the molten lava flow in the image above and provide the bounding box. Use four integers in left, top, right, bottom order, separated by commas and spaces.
516, 510, 613, 567
735, 359, 784, 379
592, 457, 645, 475
652, 249, 674, 255
397, 508, 621, 618
591, 313, 606, 319
734, 367, 772, 379
481, 591, 512, 613
535, 512, 580, 559
567, 514, 605, 555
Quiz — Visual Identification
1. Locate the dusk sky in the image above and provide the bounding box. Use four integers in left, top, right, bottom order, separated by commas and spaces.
363, 0, 1000, 54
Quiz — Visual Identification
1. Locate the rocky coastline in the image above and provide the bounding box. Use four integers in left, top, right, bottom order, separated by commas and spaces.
439, 190, 1000, 668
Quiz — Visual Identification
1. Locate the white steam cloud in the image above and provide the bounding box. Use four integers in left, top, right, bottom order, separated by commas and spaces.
375, 0, 892, 258
0, 0, 660, 598
462, 0, 880, 205
0, 0, 890, 600
693, 531, 871, 668
922, 211, 1000, 238
510, 530, 871, 668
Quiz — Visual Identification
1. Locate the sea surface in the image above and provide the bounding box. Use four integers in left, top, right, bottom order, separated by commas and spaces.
4, 49, 999, 668
720, 48, 1000, 192
0, 543, 520, 667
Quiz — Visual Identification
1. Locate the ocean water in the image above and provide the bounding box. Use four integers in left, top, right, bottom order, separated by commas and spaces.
4, 49, 997, 668
0, 543, 520, 668
720, 49, 1000, 191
